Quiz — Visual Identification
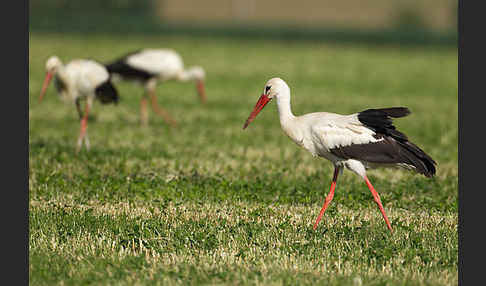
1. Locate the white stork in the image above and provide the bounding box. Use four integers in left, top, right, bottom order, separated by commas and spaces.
243, 78, 436, 232
105, 49, 206, 127
39, 56, 119, 153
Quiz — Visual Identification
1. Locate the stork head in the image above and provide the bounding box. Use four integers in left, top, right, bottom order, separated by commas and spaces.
243, 78, 289, 129
39, 56, 62, 103
45, 56, 62, 73
187, 66, 206, 104
261, 77, 290, 100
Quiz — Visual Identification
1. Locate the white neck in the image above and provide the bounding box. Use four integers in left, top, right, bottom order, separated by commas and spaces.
178, 70, 193, 81
55, 65, 69, 85
177, 67, 203, 82
275, 91, 295, 127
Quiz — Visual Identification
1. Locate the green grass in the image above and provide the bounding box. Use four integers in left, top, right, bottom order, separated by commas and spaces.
29, 32, 458, 285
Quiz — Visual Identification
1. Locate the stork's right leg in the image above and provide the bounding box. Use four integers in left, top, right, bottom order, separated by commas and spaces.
364, 176, 393, 232
344, 159, 393, 232
313, 166, 341, 230
148, 86, 177, 127
76, 103, 90, 153
140, 94, 149, 126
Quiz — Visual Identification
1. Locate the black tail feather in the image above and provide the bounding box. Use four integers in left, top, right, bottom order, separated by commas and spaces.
398, 141, 436, 177
95, 80, 119, 104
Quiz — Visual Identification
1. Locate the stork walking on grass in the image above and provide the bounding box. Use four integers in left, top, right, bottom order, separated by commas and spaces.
105, 49, 206, 127
243, 78, 436, 232
39, 56, 119, 153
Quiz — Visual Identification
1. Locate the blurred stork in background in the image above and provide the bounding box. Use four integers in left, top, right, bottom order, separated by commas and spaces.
39, 56, 119, 153
105, 49, 206, 127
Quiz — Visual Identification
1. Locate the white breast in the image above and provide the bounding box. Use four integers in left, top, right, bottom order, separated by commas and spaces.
65, 60, 109, 94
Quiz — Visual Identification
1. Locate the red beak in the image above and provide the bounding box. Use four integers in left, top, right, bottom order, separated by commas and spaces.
243, 93, 271, 129
196, 79, 206, 104
39, 72, 53, 103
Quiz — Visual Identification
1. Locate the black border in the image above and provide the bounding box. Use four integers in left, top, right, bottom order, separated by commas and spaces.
2, 0, 29, 285
459, 0, 482, 285
457, 0, 463, 283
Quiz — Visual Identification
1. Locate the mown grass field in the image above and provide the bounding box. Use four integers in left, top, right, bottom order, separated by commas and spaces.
29, 33, 458, 285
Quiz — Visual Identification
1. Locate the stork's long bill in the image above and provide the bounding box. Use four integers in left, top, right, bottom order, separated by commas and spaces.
243, 93, 271, 129
39, 72, 53, 102
196, 79, 207, 104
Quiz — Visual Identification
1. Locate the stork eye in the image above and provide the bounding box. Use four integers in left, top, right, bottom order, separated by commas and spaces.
265, 86, 271, 93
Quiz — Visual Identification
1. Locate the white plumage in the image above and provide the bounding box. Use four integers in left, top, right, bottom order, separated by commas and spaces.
287, 113, 385, 157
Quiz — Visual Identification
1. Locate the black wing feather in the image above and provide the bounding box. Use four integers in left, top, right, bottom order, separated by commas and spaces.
330, 107, 436, 177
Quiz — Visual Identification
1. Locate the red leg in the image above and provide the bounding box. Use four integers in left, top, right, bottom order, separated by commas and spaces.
313, 166, 340, 230
140, 95, 148, 126
76, 103, 90, 153
364, 176, 393, 232
148, 88, 177, 127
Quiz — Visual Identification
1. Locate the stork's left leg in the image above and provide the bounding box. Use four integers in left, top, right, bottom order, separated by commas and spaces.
364, 176, 393, 232
313, 166, 341, 230
76, 102, 90, 153
148, 86, 177, 127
